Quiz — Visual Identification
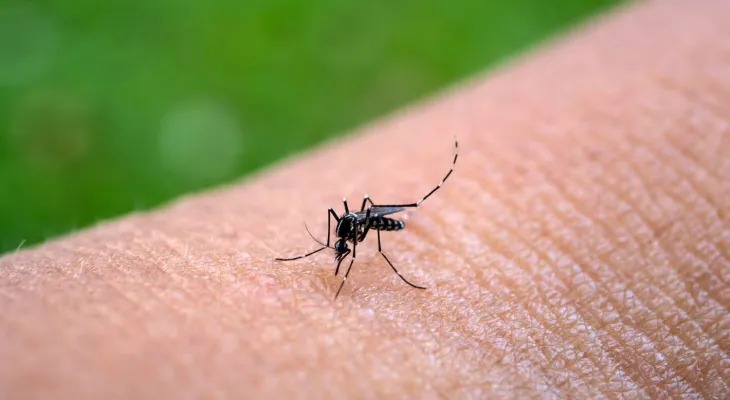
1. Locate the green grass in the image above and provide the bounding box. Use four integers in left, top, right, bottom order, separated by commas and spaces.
0, 0, 622, 253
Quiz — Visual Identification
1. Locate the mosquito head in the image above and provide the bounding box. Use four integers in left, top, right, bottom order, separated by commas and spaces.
334, 239, 350, 263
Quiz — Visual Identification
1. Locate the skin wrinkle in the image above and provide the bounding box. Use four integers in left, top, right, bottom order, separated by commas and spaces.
657, 169, 730, 283
498, 60, 730, 388
590, 106, 730, 376
532, 133, 722, 395
369, 330, 433, 397
482, 264, 611, 396
533, 127, 729, 394
341, 232, 541, 397
656, 74, 730, 180
612, 171, 724, 394
424, 166, 640, 396
486, 213, 638, 395
466, 124, 704, 396
586, 191, 721, 395
669, 118, 730, 204
419, 302, 539, 397
424, 125, 680, 396
582, 161, 730, 393
600, 138, 730, 317
392, 279, 502, 395
361, 183, 573, 394
464, 146, 671, 396
341, 316, 430, 398
422, 176, 623, 396
615, 139, 729, 307
632, 120, 727, 257
627, 180, 730, 382
421, 247, 571, 395
635, 105, 729, 197
522, 198, 679, 396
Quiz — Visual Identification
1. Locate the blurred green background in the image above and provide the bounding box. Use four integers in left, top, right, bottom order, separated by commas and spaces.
0, 0, 621, 253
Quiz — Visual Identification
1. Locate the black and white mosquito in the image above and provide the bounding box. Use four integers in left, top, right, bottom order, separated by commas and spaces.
275, 139, 458, 299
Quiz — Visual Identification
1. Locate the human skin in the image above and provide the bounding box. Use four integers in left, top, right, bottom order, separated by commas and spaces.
1, 0, 729, 398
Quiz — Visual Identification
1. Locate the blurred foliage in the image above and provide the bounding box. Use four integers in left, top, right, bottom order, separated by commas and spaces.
0, 0, 622, 253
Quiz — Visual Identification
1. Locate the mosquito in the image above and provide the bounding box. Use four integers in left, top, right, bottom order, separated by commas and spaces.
275, 139, 458, 299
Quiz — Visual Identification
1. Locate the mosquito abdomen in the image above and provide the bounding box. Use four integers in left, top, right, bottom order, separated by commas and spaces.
369, 217, 405, 231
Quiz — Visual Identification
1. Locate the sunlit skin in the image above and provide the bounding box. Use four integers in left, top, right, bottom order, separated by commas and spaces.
1, 0, 729, 398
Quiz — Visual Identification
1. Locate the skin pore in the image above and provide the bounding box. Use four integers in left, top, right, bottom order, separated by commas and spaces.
1, 0, 729, 398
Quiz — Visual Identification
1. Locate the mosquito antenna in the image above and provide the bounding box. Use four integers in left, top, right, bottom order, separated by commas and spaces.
304, 221, 333, 249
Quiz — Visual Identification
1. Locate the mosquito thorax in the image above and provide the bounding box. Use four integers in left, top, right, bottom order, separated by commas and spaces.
335, 214, 356, 238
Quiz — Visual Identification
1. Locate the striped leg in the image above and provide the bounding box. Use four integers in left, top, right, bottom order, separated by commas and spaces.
360, 194, 375, 211
335, 221, 359, 299
372, 139, 458, 209
358, 204, 373, 241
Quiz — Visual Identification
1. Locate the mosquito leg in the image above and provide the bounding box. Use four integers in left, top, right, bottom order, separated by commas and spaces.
326, 208, 339, 246
373, 139, 458, 209
334, 248, 350, 276
377, 230, 426, 289
359, 195, 375, 241
335, 221, 358, 299
343, 198, 350, 214
335, 254, 356, 299
329, 207, 340, 222
360, 194, 375, 211
359, 206, 372, 242
275, 245, 327, 261
276, 208, 336, 261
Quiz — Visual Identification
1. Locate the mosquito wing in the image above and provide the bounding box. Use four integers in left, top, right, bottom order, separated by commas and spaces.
352, 206, 405, 222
